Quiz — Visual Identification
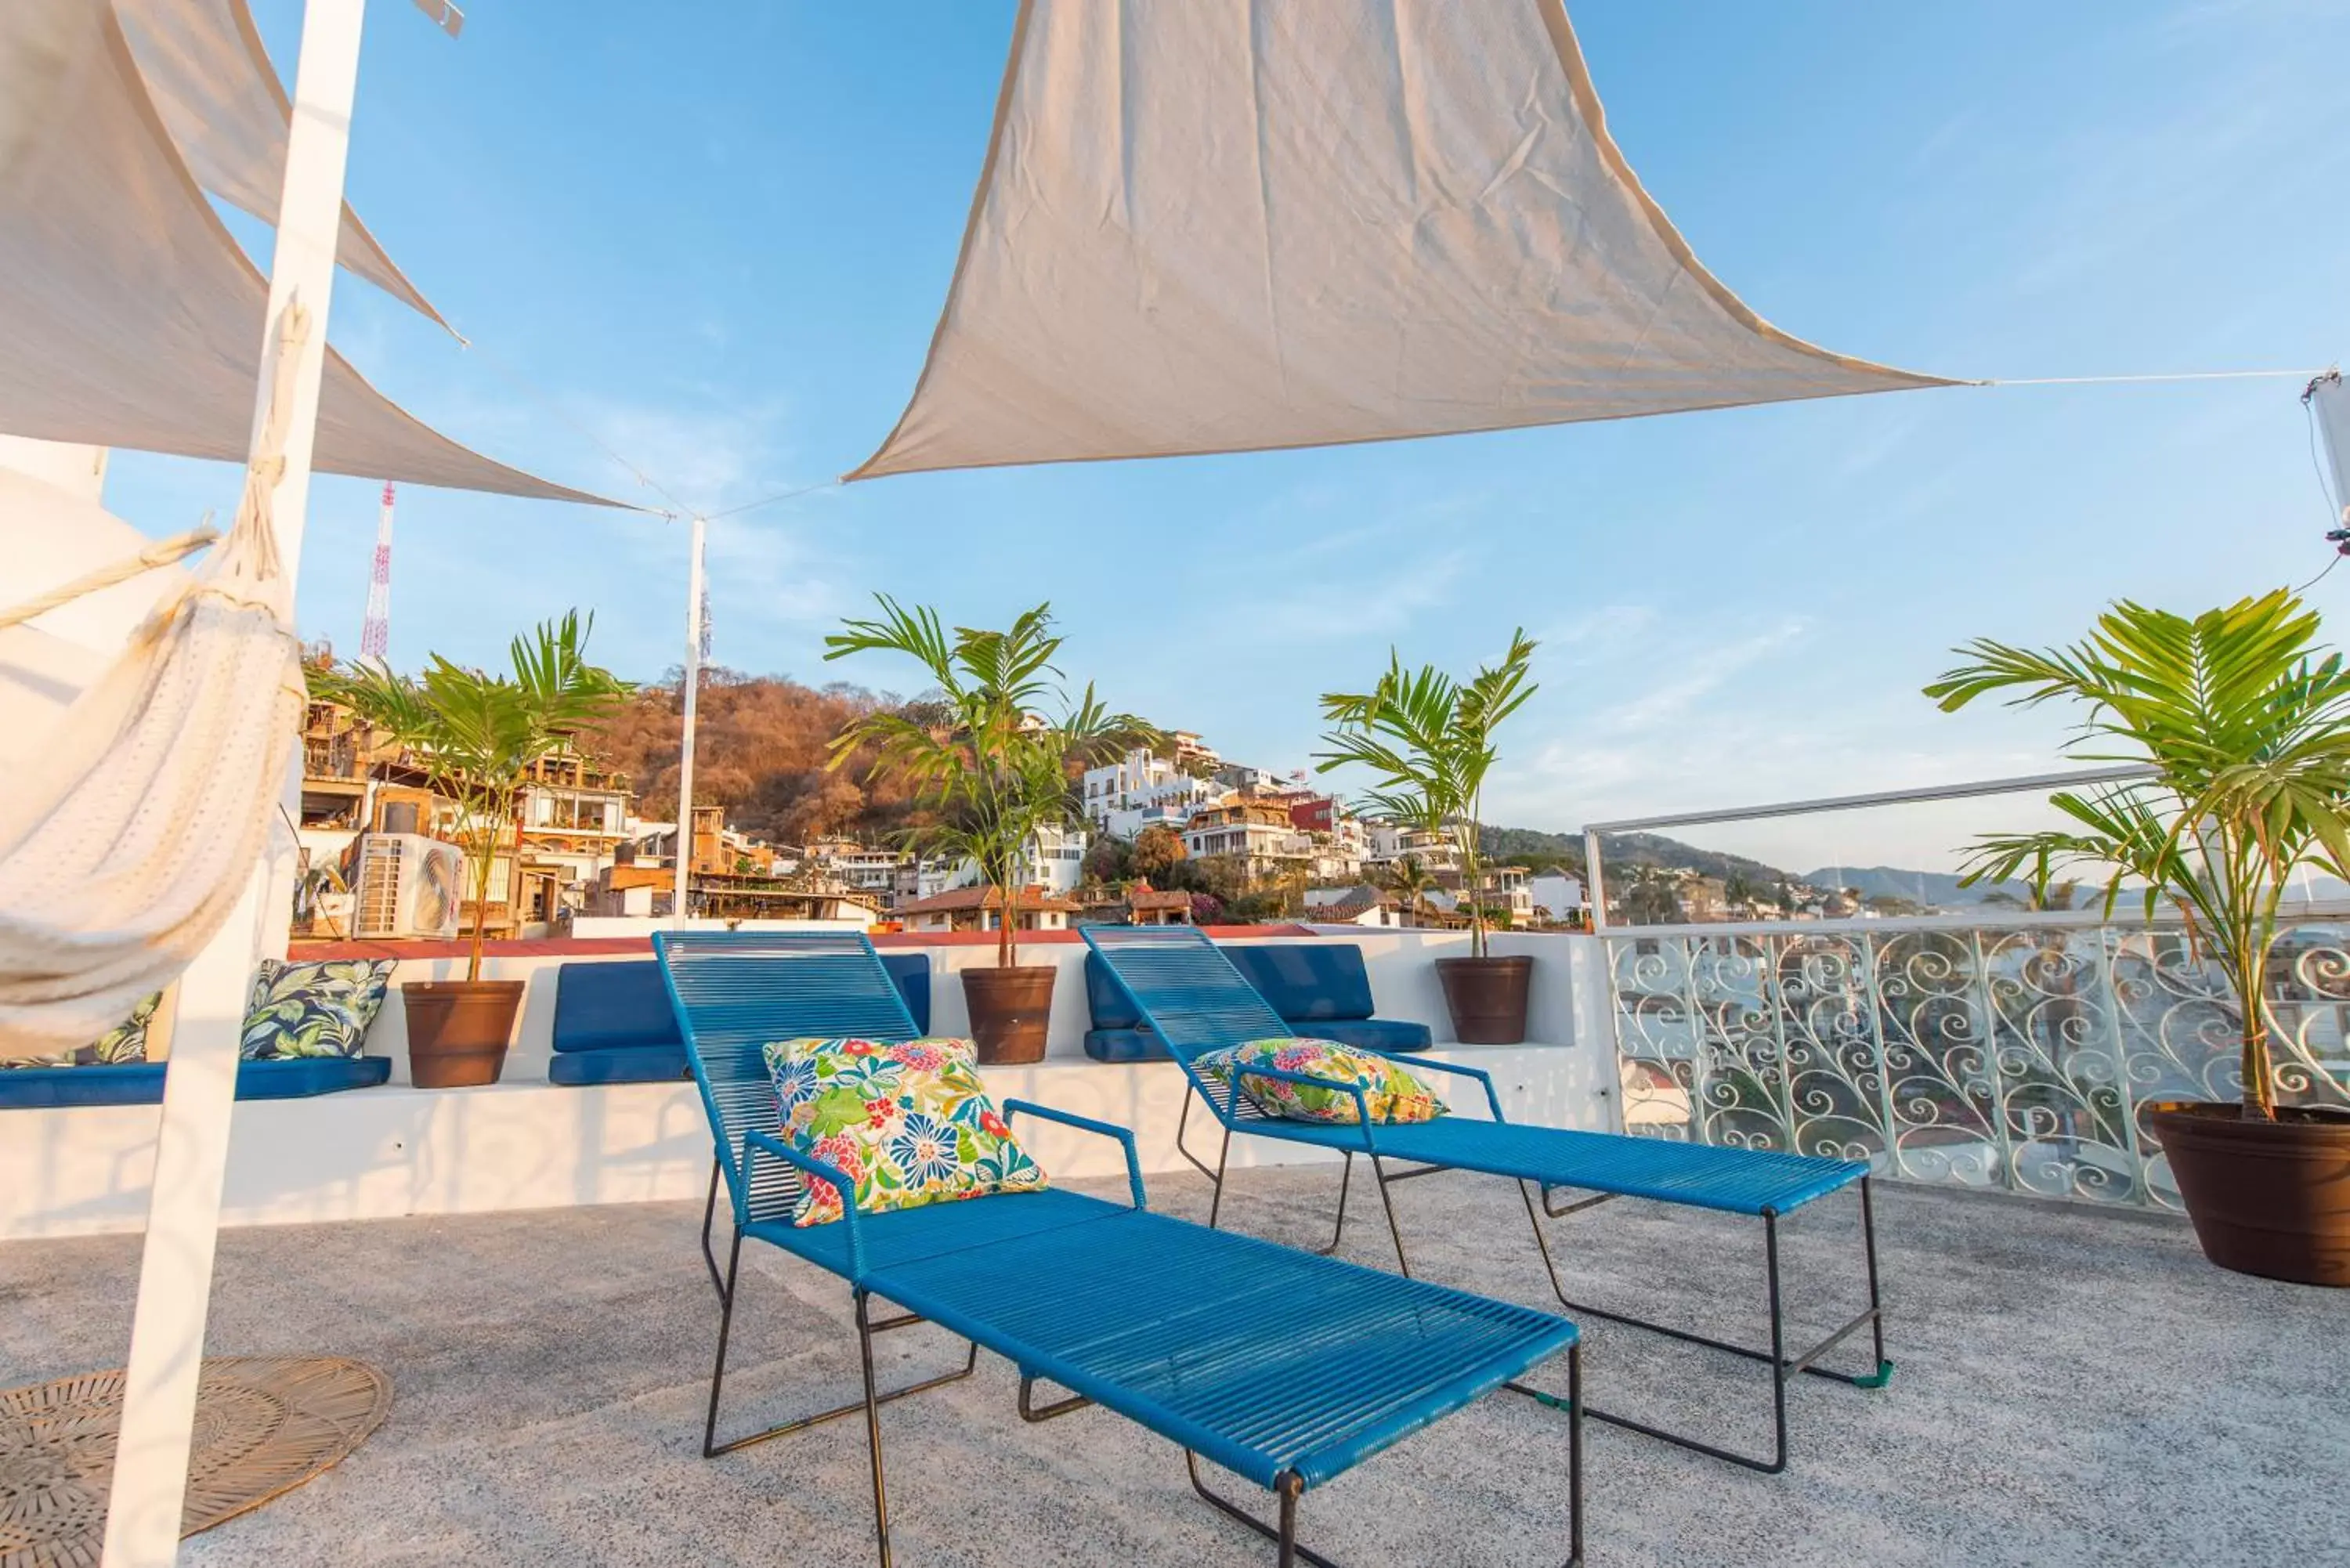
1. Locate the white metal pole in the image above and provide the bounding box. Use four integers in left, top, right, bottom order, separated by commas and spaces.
672, 515, 706, 924
1582, 829, 1607, 932
101, 3, 365, 1563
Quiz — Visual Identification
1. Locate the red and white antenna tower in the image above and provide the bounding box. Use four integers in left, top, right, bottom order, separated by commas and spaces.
360, 480, 395, 659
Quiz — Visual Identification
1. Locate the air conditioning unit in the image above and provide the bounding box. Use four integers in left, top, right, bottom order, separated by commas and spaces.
354, 833, 465, 940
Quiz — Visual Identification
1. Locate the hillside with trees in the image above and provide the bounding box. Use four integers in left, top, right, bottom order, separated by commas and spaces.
580, 669, 939, 844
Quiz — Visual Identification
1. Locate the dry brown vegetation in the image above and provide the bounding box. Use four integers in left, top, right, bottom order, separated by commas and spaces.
580, 669, 938, 846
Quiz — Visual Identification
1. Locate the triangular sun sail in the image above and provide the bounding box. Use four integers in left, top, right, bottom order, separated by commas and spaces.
851, 0, 1954, 480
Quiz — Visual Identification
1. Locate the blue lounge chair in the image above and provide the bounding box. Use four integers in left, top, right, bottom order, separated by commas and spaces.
1083, 923, 1889, 1476
655, 929, 1585, 1567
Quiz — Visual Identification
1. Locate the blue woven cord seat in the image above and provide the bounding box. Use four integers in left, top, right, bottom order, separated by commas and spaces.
869, 1204, 1575, 1490
1248, 1117, 1863, 1216
746, 1187, 1119, 1277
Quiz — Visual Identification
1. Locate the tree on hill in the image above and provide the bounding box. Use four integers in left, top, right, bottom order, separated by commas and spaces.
1131, 822, 1185, 880
580, 668, 940, 845
1621, 865, 1683, 926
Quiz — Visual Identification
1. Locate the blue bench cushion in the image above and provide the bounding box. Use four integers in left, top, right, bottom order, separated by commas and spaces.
1083, 1027, 1172, 1064
1223, 943, 1377, 1021
1289, 1017, 1432, 1054
548, 1045, 689, 1086
1083, 952, 1144, 1030
1085, 946, 1426, 1053
0, 1056, 392, 1109
554, 954, 931, 1056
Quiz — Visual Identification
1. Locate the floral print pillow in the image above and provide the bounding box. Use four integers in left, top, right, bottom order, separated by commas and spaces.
763, 1036, 1048, 1227
241, 959, 396, 1060
1196, 1038, 1448, 1126
1, 992, 163, 1069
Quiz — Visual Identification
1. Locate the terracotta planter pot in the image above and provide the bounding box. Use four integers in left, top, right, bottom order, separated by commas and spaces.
401, 980, 522, 1088
961, 965, 1055, 1065
2149, 1100, 2350, 1287
1435, 955, 1532, 1045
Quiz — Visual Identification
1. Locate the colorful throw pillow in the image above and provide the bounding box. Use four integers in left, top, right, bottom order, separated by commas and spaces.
1196, 1038, 1448, 1126
763, 1036, 1047, 1227
0, 992, 164, 1069
241, 959, 396, 1060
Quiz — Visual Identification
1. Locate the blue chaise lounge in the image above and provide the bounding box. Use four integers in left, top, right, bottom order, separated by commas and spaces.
656, 929, 1585, 1568
550, 952, 931, 1086
1083, 940, 1430, 1062
1085, 922, 1890, 1477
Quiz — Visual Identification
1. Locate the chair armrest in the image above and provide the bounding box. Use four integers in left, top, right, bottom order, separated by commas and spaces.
1003, 1099, 1147, 1210
743, 1129, 863, 1279
1231, 1062, 1382, 1153
1350, 1048, 1506, 1122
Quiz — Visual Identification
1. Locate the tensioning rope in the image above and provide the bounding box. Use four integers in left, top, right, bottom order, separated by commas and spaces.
1972, 368, 2323, 387
0, 520, 219, 630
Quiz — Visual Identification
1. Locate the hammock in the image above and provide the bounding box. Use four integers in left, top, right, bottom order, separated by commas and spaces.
0, 309, 312, 1057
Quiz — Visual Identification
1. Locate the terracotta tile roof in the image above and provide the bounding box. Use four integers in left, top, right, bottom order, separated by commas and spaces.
894, 884, 1079, 916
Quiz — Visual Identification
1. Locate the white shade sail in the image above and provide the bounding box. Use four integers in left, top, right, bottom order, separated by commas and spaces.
0, 1, 613, 505
2312, 372, 2350, 526
851, 0, 1954, 481
115, 0, 444, 325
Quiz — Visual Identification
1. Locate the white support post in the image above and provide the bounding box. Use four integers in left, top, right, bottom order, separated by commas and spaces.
672, 515, 706, 924
100, 3, 366, 1563
1583, 829, 1607, 933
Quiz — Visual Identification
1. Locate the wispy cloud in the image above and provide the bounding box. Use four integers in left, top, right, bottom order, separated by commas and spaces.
1214, 547, 1473, 645
1589, 617, 1810, 734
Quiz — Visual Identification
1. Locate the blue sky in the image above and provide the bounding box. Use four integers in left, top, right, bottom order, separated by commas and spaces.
103, 0, 2350, 867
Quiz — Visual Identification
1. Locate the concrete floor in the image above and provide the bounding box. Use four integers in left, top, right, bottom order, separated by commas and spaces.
4, 1167, 2345, 1567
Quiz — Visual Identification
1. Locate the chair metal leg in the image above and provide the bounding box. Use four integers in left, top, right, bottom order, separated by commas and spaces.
1319, 1153, 1353, 1256
1185, 1460, 1340, 1568
1368, 1155, 1413, 1277
1183, 1349, 1585, 1568
1206, 1123, 1235, 1230
701, 1224, 979, 1461
1518, 1180, 1893, 1474
700, 1157, 726, 1301
855, 1290, 893, 1568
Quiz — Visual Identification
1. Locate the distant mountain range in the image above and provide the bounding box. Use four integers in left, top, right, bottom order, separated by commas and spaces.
1484, 826, 2029, 906
1800, 865, 2026, 907
1481, 826, 1793, 888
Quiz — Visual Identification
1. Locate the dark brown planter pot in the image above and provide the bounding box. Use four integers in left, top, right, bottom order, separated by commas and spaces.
1436, 955, 1533, 1046
961, 965, 1055, 1065
401, 980, 522, 1088
2149, 1100, 2350, 1287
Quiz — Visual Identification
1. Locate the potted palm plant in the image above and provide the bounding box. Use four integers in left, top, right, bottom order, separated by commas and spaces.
316, 612, 632, 1087
1928, 591, 2350, 1285
826, 598, 1156, 1064
1320, 630, 1538, 1043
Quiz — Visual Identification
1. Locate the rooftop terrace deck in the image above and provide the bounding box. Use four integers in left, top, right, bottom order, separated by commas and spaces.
5, 1168, 2341, 1566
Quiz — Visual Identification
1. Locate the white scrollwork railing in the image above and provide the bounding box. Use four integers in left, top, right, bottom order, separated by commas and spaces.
1604, 919, 2350, 1209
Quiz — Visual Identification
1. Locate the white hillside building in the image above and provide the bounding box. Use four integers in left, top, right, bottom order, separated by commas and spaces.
937, 822, 1091, 898
1363, 821, 1461, 873
1083, 745, 1224, 836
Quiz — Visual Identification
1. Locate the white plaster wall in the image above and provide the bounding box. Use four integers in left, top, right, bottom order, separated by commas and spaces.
0, 1044, 1603, 1242
5, 931, 1620, 1240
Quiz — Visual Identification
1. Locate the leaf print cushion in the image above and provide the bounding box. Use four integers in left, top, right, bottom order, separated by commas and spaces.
1, 992, 163, 1069
762, 1036, 1047, 1227
1195, 1038, 1447, 1126
240, 959, 396, 1060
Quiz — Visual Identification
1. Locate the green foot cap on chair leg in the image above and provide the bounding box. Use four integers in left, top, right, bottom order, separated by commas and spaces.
1504, 1381, 1576, 1413
1853, 1360, 1895, 1390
